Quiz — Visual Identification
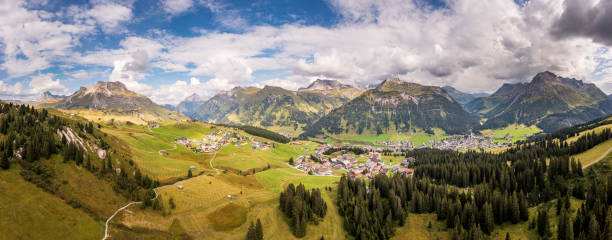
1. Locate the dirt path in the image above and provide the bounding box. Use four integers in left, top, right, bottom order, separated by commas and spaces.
102, 188, 160, 240
208, 152, 219, 175
582, 146, 612, 169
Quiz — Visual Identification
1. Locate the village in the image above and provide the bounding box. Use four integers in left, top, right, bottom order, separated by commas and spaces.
291, 145, 415, 180
174, 130, 272, 153
374, 133, 513, 151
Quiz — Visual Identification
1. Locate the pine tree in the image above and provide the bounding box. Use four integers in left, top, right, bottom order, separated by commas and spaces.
537, 208, 551, 238
255, 218, 263, 240
558, 208, 572, 240
187, 169, 193, 178
246, 221, 256, 240
505, 232, 511, 240
511, 193, 520, 224
482, 202, 495, 235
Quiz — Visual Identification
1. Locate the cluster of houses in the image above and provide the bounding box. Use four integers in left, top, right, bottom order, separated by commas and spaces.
292, 147, 416, 179
373, 134, 513, 151
175, 130, 272, 153
432, 134, 511, 150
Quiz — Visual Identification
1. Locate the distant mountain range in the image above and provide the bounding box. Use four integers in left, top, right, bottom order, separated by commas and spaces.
40, 72, 611, 135
39, 91, 65, 101
441, 86, 489, 106
42, 81, 186, 122
189, 79, 364, 135
466, 71, 612, 132
176, 93, 205, 118
300, 78, 479, 138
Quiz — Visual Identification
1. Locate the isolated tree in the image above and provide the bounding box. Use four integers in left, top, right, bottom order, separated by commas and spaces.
246, 221, 256, 240
289, 157, 294, 165
169, 197, 176, 209
255, 218, 263, 240
187, 169, 193, 178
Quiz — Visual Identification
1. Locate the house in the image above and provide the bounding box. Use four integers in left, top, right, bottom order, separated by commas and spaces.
160, 150, 168, 156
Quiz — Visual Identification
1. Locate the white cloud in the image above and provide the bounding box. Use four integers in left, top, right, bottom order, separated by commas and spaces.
28, 73, 68, 94
161, 0, 194, 16
0, 0, 92, 78
85, 2, 132, 33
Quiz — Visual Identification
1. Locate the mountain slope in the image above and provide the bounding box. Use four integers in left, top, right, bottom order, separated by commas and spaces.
194, 79, 362, 135
441, 86, 488, 106
466, 71, 612, 132
46, 81, 187, 123
176, 93, 205, 118
301, 78, 480, 138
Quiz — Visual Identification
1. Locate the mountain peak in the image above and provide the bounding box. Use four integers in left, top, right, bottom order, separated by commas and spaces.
530, 71, 559, 85
40, 91, 64, 101
83, 81, 130, 96
375, 77, 403, 90
184, 93, 203, 102
300, 79, 349, 91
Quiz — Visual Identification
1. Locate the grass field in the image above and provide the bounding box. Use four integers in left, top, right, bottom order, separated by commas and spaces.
565, 123, 612, 144
0, 167, 103, 240
480, 124, 542, 143
572, 139, 612, 167
103, 125, 213, 181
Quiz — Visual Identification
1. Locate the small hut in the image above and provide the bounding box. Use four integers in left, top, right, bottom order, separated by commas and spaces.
177, 185, 184, 190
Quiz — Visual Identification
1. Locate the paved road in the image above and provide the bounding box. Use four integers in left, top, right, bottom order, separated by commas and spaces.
583, 146, 612, 169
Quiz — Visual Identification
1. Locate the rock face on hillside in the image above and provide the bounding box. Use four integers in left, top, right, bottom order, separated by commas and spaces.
466, 71, 612, 132
176, 93, 205, 118
50, 81, 186, 122
193, 79, 363, 134
300, 78, 480, 138
298, 79, 363, 99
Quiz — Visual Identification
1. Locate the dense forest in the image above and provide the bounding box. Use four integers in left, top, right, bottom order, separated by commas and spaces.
332, 118, 612, 239
279, 183, 328, 237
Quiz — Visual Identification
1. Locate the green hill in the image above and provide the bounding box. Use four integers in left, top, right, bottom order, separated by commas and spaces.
301, 78, 480, 138
466, 71, 612, 132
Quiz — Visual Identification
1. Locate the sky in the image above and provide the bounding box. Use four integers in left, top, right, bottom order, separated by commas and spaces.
1, 0, 612, 105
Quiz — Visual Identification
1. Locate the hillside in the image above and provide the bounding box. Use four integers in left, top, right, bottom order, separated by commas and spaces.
441, 86, 488, 106
194, 80, 362, 136
301, 78, 480, 138
466, 71, 612, 132
43, 81, 187, 124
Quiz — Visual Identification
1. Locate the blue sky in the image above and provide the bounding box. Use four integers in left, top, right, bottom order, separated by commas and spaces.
1, 0, 611, 104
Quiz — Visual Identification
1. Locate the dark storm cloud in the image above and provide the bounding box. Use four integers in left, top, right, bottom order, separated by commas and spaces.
550, 0, 612, 46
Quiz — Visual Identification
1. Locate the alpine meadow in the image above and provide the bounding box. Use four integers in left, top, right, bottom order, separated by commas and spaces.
1, 0, 612, 240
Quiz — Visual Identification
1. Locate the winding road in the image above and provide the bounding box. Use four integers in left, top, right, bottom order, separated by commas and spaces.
582, 145, 612, 169
102, 188, 160, 240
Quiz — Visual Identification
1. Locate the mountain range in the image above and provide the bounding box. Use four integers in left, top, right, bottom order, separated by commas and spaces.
186, 79, 363, 136
300, 78, 479, 138
466, 71, 612, 132
36, 71, 612, 136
